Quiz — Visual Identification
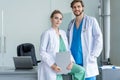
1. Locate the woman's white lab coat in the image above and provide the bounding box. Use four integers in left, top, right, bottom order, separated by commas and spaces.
38, 28, 74, 80
67, 15, 103, 78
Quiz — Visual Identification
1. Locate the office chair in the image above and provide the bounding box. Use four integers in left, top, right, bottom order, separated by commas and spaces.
17, 43, 73, 80
17, 43, 40, 66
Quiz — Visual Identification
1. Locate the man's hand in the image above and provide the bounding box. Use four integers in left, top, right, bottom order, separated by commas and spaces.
67, 62, 73, 70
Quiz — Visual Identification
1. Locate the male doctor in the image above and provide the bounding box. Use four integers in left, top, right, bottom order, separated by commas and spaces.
67, 0, 103, 80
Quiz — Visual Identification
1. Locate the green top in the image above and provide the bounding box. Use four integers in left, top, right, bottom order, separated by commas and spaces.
57, 36, 85, 80
59, 35, 66, 52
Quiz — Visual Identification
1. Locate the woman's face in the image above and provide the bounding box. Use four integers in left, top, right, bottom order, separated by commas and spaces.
51, 13, 62, 28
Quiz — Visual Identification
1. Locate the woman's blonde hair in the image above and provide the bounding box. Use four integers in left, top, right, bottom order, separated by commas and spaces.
50, 10, 63, 18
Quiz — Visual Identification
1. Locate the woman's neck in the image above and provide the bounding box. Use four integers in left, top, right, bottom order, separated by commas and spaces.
52, 26, 59, 36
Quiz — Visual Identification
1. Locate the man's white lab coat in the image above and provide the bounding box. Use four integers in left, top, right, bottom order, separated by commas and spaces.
67, 15, 103, 78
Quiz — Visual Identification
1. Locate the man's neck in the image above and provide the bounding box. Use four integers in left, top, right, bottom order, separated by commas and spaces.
76, 13, 84, 22
75, 14, 84, 28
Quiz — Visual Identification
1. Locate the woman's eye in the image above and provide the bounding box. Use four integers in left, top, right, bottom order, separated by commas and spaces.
55, 17, 59, 19
60, 18, 62, 20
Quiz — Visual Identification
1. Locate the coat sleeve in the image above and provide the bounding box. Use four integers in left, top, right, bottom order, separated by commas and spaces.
91, 18, 103, 57
39, 31, 55, 67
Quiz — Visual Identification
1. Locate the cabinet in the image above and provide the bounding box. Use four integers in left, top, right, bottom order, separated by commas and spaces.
0, 67, 37, 80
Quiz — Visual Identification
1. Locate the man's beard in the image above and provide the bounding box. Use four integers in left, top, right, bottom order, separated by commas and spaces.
74, 10, 83, 16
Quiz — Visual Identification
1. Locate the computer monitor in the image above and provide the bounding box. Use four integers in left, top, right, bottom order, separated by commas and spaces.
13, 56, 33, 69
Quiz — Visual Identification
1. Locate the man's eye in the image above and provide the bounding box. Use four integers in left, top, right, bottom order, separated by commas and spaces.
73, 6, 76, 9
78, 6, 80, 8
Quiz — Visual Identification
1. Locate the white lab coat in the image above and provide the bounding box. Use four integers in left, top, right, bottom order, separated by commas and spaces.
38, 28, 74, 80
67, 15, 103, 78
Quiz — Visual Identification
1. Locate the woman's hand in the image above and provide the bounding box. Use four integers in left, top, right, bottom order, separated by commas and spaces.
67, 61, 73, 70
51, 63, 61, 72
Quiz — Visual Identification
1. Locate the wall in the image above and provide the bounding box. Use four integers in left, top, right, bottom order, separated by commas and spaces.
84, 0, 99, 19
110, 0, 120, 66
0, 0, 73, 68
0, 0, 100, 68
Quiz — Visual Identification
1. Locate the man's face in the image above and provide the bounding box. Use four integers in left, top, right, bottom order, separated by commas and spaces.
72, 2, 84, 16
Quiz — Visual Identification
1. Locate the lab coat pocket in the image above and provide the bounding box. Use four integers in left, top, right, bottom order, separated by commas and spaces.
88, 54, 96, 63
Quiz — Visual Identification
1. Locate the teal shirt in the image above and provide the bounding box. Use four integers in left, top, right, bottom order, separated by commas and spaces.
59, 35, 66, 52
57, 35, 66, 80
57, 35, 85, 80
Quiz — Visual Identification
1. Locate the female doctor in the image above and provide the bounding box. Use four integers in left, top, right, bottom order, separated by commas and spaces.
38, 10, 85, 80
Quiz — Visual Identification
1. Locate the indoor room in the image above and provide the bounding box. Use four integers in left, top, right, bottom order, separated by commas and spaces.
0, 0, 120, 80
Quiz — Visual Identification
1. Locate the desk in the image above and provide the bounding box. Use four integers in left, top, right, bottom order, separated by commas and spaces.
0, 67, 37, 80
0, 67, 72, 80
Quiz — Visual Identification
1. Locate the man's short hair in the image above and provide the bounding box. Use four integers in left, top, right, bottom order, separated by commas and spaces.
71, 0, 84, 8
